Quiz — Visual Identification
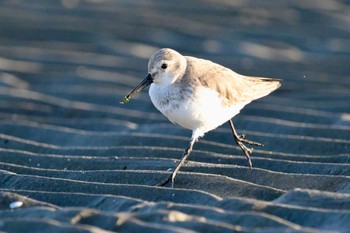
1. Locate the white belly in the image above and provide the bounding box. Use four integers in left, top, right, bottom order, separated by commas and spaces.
149, 84, 246, 138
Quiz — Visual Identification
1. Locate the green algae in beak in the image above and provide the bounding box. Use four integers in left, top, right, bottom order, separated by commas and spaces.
119, 73, 153, 104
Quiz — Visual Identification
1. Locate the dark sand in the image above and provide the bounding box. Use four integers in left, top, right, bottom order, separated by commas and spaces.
0, 1, 350, 232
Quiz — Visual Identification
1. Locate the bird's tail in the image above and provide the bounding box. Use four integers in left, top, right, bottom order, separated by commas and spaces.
242, 76, 281, 102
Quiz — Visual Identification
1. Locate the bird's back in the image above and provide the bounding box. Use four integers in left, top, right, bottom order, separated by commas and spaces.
184, 56, 281, 106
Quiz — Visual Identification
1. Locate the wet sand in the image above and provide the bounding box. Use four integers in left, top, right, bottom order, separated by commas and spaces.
0, 1, 350, 232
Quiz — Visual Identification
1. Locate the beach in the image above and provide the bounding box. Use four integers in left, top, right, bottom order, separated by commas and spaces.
0, 1, 350, 232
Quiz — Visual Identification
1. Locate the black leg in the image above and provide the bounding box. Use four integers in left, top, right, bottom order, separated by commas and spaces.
228, 119, 263, 169
156, 138, 195, 187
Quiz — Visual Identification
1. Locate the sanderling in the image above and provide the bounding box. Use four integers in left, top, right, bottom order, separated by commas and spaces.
121, 48, 281, 186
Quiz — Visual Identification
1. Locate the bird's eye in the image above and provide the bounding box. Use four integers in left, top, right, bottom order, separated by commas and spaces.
161, 63, 168, 69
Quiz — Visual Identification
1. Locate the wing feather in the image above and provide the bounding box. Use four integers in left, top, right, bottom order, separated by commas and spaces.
184, 56, 281, 106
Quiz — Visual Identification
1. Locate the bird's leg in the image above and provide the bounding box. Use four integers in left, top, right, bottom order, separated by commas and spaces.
156, 138, 196, 187
228, 119, 263, 169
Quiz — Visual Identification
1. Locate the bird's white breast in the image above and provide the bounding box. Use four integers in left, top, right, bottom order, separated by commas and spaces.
149, 83, 246, 138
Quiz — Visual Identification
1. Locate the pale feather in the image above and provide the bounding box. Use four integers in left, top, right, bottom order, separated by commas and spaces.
183, 56, 281, 106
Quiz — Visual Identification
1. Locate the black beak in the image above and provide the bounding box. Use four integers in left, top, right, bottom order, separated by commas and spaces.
120, 73, 153, 104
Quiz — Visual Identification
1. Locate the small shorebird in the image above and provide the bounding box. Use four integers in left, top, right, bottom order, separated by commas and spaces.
121, 48, 281, 186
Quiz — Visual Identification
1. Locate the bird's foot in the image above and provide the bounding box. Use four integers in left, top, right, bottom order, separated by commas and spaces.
154, 173, 175, 187
235, 135, 263, 169
237, 134, 264, 147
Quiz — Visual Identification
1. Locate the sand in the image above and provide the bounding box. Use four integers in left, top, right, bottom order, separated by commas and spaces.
0, 0, 349, 232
